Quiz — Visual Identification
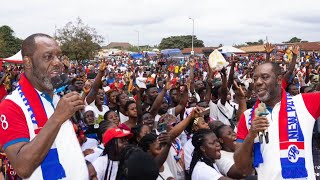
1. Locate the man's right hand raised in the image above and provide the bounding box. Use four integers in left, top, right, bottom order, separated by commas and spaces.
54, 92, 85, 124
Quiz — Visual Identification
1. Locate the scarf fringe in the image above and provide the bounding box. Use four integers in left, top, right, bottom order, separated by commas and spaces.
281, 166, 308, 179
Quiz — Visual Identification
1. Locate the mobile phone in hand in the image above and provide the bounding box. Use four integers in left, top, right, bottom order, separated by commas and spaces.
157, 123, 167, 133
199, 107, 210, 116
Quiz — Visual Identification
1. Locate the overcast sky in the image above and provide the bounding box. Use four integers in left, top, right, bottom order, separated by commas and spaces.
1, 0, 320, 47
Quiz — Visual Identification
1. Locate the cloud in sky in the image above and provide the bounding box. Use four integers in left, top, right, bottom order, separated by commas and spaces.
1, 0, 319, 47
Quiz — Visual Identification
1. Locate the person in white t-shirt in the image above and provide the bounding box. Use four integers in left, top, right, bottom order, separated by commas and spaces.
190, 129, 231, 180
85, 62, 110, 124
214, 125, 246, 179
92, 128, 133, 180
183, 116, 210, 172
85, 120, 117, 163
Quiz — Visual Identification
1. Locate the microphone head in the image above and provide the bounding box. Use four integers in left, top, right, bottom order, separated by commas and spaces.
51, 73, 70, 89
255, 102, 267, 117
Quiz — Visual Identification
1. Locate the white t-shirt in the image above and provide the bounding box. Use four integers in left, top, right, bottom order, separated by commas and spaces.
237, 94, 320, 180
215, 150, 234, 176
92, 155, 119, 180
183, 139, 194, 171
119, 111, 129, 124
85, 144, 104, 163
87, 100, 110, 123
81, 137, 99, 151
157, 162, 174, 180
209, 100, 238, 126
165, 139, 185, 180
191, 161, 223, 180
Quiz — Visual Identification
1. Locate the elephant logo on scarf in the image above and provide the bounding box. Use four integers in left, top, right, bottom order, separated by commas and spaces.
288, 145, 300, 163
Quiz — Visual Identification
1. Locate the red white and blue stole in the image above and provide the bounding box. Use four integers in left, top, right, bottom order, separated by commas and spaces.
250, 89, 308, 179
17, 74, 66, 180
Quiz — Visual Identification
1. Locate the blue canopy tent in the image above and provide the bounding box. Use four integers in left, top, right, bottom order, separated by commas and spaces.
161, 49, 183, 58
130, 53, 143, 59
144, 51, 157, 57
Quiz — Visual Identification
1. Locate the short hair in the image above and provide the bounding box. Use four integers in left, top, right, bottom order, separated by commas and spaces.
124, 100, 136, 112
260, 62, 281, 76
197, 87, 206, 95
146, 84, 157, 91
169, 88, 179, 95
21, 33, 53, 57
97, 120, 115, 142
116, 145, 158, 180
139, 132, 158, 152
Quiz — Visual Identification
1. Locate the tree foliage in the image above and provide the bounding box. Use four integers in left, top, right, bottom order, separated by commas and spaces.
284, 37, 302, 43
55, 17, 104, 60
245, 39, 264, 46
158, 35, 204, 50
0, 25, 22, 58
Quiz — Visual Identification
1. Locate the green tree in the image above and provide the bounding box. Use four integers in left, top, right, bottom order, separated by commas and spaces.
158, 35, 204, 50
0, 25, 23, 58
55, 17, 104, 60
245, 39, 264, 46
284, 37, 302, 43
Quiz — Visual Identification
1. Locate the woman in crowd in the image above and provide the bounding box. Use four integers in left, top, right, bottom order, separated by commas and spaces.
92, 127, 133, 180
106, 90, 119, 112
104, 110, 120, 126
190, 129, 230, 180
85, 120, 117, 163
183, 115, 210, 172
129, 124, 151, 145
118, 100, 138, 130
116, 93, 130, 123
214, 125, 246, 179
116, 145, 159, 180
141, 111, 156, 131
139, 132, 174, 180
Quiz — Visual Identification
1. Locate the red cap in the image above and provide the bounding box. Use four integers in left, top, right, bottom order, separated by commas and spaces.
102, 128, 133, 145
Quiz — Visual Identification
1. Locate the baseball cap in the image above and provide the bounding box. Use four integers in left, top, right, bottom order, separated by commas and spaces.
102, 128, 133, 145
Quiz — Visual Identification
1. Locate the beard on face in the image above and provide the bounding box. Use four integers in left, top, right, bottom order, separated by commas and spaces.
32, 63, 53, 91
257, 91, 270, 102
257, 83, 280, 102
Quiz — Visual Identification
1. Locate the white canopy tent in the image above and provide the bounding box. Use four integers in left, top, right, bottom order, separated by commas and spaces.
0, 50, 23, 64
218, 46, 245, 53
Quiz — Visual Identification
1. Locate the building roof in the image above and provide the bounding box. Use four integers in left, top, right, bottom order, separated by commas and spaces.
239, 42, 320, 53
239, 45, 265, 53
105, 42, 132, 49
295, 42, 320, 51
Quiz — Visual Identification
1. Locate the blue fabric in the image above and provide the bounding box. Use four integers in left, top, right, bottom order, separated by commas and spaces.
41, 148, 66, 180
236, 139, 244, 143
106, 78, 115, 86
280, 158, 308, 178
253, 143, 263, 167
4, 138, 30, 150
86, 133, 98, 140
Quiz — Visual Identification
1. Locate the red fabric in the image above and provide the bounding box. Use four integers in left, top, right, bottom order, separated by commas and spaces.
19, 74, 48, 131
0, 84, 7, 100
278, 88, 289, 142
0, 99, 29, 148
236, 114, 249, 140
281, 79, 288, 89
302, 92, 320, 119
109, 82, 124, 90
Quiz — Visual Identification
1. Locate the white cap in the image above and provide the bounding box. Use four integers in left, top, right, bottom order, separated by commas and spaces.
84, 106, 96, 117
